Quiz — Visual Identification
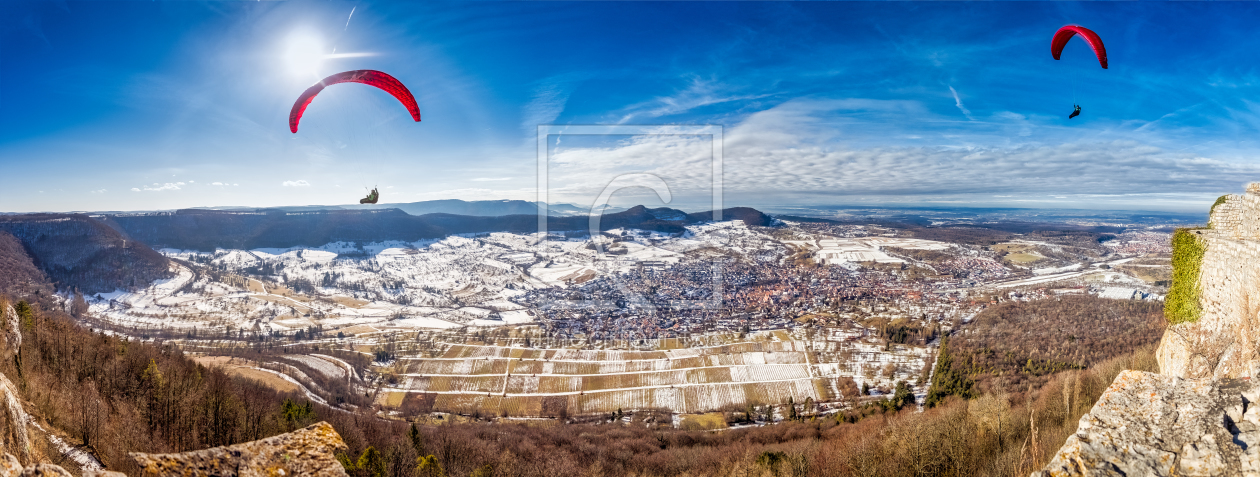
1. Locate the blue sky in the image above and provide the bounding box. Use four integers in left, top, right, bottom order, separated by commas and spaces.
2, 1, 1259, 214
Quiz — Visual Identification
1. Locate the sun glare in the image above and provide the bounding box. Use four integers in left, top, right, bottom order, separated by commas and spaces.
283, 31, 325, 80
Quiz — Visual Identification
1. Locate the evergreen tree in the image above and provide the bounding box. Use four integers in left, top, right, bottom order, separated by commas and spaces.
892, 380, 914, 410
357, 447, 386, 477
924, 336, 975, 408
408, 422, 425, 455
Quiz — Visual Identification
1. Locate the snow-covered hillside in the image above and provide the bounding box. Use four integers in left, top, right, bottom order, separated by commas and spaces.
88, 221, 780, 335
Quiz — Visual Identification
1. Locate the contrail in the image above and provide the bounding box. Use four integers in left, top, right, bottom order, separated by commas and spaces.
344, 5, 356, 31
949, 85, 975, 121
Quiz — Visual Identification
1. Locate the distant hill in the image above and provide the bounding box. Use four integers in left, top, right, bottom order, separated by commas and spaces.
348, 199, 605, 217
0, 215, 171, 294
194, 199, 608, 217
0, 231, 55, 298
104, 206, 774, 251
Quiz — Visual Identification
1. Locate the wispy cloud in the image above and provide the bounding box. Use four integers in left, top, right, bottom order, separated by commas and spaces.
23, 15, 51, 48
949, 86, 974, 121
522, 76, 582, 137
541, 98, 1258, 211
282, 180, 311, 187
471, 177, 512, 182
616, 76, 770, 124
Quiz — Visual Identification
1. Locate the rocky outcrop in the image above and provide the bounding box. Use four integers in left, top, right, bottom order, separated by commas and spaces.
1036, 370, 1260, 476
129, 421, 349, 476
0, 452, 122, 476
1041, 184, 1260, 475
1159, 183, 1260, 379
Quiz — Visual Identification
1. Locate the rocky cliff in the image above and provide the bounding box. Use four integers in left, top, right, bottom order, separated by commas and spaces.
0, 421, 347, 477
0, 296, 349, 476
1040, 183, 1260, 475
1036, 370, 1259, 476
129, 421, 348, 477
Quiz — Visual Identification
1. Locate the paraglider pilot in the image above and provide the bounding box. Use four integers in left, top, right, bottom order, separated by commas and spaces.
360, 188, 379, 204
1068, 104, 1081, 119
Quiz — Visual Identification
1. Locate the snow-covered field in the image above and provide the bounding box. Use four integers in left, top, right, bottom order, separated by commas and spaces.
376, 328, 932, 415
784, 236, 951, 266
86, 221, 780, 335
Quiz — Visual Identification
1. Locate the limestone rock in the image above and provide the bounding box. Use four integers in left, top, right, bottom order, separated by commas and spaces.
16, 464, 72, 476
0, 454, 21, 476
0, 455, 121, 477
1159, 183, 1260, 379
1035, 370, 1260, 476
1, 304, 19, 361
0, 370, 31, 463
129, 421, 349, 477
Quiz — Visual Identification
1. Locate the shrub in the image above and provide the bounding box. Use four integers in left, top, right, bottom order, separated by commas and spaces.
1167, 228, 1206, 325
1208, 194, 1231, 227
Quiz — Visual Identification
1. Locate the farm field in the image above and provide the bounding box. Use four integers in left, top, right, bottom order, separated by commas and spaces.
375, 333, 930, 417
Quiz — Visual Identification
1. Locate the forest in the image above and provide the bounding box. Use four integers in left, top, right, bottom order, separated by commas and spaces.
946, 295, 1165, 391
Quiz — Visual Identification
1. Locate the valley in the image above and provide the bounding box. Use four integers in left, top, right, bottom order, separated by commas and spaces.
61, 208, 1173, 424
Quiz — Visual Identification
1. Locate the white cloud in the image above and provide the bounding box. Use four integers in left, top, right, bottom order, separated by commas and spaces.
90, 189, 107, 194
133, 183, 182, 192
539, 98, 1260, 211
282, 180, 311, 187
471, 177, 512, 182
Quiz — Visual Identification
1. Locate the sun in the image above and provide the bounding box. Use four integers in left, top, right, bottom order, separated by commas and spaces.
283, 31, 325, 81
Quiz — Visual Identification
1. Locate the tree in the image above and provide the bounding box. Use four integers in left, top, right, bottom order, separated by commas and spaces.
14, 301, 33, 331
70, 291, 88, 318
416, 454, 446, 477
282, 399, 315, 430
925, 336, 975, 408
357, 447, 386, 477
408, 422, 425, 455
891, 381, 914, 411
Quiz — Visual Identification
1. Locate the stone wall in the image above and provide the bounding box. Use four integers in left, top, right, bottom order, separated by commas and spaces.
1159, 183, 1260, 379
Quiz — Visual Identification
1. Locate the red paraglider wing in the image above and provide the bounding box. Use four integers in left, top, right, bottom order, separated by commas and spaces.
289, 70, 421, 133
1051, 25, 1107, 69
